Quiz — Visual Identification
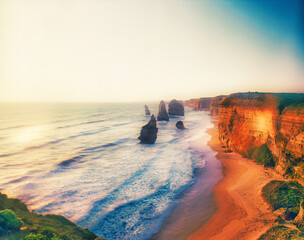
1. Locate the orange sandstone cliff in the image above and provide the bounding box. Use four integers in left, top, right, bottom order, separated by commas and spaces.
184, 97, 212, 110
210, 95, 226, 116
218, 92, 304, 178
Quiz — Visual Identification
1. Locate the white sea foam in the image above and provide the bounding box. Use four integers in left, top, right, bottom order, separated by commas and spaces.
0, 103, 212, 240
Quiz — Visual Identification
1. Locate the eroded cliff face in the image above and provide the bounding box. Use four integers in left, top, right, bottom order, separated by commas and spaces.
210, 95, 226, 116
218, 93, 304, 178
184, 97, 212, 110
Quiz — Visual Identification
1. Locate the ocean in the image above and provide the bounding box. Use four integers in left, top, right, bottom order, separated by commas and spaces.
0, 102, 213, 240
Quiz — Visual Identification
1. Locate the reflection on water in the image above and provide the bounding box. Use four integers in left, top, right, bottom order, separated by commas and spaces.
0, 103, 212, 240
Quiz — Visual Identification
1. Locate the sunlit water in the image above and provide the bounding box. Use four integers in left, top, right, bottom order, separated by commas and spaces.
0, 103, 213, 240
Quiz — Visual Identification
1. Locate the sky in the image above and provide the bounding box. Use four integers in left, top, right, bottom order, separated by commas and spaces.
0, 0, 303, 102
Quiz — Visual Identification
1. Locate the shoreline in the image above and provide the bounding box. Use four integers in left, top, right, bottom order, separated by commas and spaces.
150, 119, 223, 240
188, 121, 282, 240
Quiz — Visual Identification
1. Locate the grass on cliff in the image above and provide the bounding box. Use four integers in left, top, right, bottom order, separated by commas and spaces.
219, 92, 304, 114
260, 181, 304, 239
248, 144, 275, 168
262, 180, 304, 216
0, 193, 101, 240
258, 225, 304, 240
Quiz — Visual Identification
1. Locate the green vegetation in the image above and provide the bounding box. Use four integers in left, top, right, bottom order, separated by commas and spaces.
0, 209, 24, 234
219, 92, 304, 114
258, 225, 304, 240
275, 93, 304, 114
0, 193, 101, 240
251, 144, 275, 167
262, 180, 304, 216
260, 181, 304, 239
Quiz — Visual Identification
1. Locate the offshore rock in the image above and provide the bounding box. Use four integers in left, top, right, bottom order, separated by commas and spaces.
176, 121, 186, 130
138, 115, 158, 144
168, 99, 184, 116
157, 100, 169, 121
145, 105, 151, 115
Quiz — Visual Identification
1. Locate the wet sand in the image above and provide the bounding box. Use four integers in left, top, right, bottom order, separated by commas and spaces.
188, 123, 281, 240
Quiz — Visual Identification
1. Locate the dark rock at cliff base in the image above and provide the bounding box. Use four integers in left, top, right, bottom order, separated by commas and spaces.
176, 121, 186, 130
169, 99, 184, 116
138, 115, 158, 144
283, 208, 296, 221
157, 100, 169, 121
144, 105, 151, 115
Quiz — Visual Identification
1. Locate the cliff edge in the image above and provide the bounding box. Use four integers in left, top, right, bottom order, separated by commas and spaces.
217, 92, 304, 179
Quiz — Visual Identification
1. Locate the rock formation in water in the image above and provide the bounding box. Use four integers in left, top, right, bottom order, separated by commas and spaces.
176, 121, 186, 130
138, 115, 158, 144
168, 99, 184, 116
217, 92, 304, 179
144, 105, 151, 115
157, 100, 169, 121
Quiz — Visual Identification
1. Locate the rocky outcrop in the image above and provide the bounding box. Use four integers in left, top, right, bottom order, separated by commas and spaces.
145, 105, 151, 115
295, 200, 304, 222
157, 100, 169, 121
184, 97, 212, 110
176, 121, 186, 130
168, 99, 184, 116
138, 115, 158, 144
218, 92, 304, 178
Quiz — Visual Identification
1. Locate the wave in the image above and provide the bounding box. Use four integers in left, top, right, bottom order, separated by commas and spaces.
0, 124, 29, 132
57, 155, 87, 167
6, 176, 31, 184
77, 151, 194, 240
83, 138, 130, 153
0, 126, 112, 159
0, 139, 64, 158
57, 119, 105, 129
77, 159, 157, 228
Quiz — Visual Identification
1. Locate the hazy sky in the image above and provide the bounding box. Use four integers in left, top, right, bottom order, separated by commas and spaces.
1, 0, 303, 102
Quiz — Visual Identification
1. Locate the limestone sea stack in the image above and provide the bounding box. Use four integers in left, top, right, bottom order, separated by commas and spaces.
176, 121, 186, 130
138, 115, 158, 144
168, 99, 184, 116
144, 105, 151, 115
157, 100, 169, 121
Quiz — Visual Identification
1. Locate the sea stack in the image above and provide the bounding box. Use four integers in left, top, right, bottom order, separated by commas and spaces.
157, 100, 169, 121
144, 105, 151, 115
168, 99, 184, 116
176, 121, 186, 130
138, 115, 158, 144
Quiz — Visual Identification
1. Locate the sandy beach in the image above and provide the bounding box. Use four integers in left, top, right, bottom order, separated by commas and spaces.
188, 122, 282, 240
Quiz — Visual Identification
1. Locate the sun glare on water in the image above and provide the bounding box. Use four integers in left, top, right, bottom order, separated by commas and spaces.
13, 126, 44, 143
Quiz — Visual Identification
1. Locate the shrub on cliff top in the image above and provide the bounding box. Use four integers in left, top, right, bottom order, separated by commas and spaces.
258, 225, 304, 240
0, 209, 23, 233
262, 180, 304, 216
252, 144, 275, 167
0, 193, 99, 240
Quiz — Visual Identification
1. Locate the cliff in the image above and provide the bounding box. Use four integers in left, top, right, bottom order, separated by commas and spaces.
218, 92, 304, 178
210, 95, 227, 116
184, 97, 212, 110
